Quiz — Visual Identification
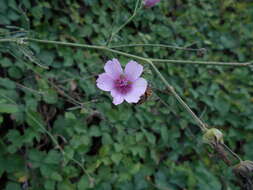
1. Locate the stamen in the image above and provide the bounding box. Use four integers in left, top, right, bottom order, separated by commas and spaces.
114, 75, 132, 94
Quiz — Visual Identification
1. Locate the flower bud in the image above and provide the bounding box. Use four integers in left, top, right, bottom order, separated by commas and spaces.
233, 160, 253, 178
203, 128, 224, 145
233, 160, 253, 189
144, 0, 161, 8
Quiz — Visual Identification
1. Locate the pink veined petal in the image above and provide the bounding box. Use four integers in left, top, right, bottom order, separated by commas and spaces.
124, 78, 147, 103
113, 96, 124, 105
110, 88, 125, 105
104, 58, 123, 79
96, 73, 114, 91
124, 61, 143, 82
110, 88, 120, 98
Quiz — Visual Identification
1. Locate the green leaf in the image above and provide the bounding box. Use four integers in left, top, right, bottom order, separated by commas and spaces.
77, 176, 90, 190
0, 104, 19, 113
57, 180, 75, 190
0, 0, 7, 13
144, 131, 156, 145
43, 88, 58, 104
44, 150, 62, 165
5, 182, 21, 190
0, 115, 3, 124
89, 126, 101, 137
51, 172, 63, 182
44, 180, 55, 190
129, 163, 141, 174
25, 110, 45, 132
28, 149, 45, 168
8, 67, 22, 79
0, 78, 16, 89
6, 129, 22, 153
161, 126, 169, 143
111, 153, 123, 165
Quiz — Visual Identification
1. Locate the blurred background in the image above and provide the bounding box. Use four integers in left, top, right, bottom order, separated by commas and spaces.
0, 0, 253, 189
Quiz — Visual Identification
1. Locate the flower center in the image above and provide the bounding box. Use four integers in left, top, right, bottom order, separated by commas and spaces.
114, 75, 132, 94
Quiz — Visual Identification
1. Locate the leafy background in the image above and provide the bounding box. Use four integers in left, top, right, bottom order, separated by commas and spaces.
0, 0, 253, 189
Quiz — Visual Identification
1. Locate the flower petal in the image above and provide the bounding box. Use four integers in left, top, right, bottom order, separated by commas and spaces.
104, 58, 123, 79
110, 88, 124, 105
110, 88, 119, 98
113, 96, 124, 105
124, 78, 147, 103
96, 73, 114, 91
124, 61, 143, 82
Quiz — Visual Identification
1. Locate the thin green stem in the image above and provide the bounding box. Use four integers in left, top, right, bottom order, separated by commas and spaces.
16, 82, 44, 95
110, 43, 205, 52
28, 38, 104, 50
25, 38, 252, 67
27, 38, 150, 63
26, 111, 65, 155
0, 38, 17, 42
222, 143, 242, 163
149, 58, 252, 66
107, 0, 141, 45
147, 60, 208, 132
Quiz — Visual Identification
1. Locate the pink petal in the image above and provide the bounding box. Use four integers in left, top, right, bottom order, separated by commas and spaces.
113, 96, 124, 105
110, 88, 124, 105
124, 78, 147, 103
124, 61, 143, 82
110, 88, 119, 98
96, 73, 114, 91
104, 58, 123, 79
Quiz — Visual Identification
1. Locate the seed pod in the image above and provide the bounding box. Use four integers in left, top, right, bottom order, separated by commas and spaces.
233, 160, 253, 190
203, 128, 224, 145
233, 160, 253, 178
203, 128, 231, 166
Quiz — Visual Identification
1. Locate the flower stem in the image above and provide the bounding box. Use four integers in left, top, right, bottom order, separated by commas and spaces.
222, 143, 242, 163
107, 0, 142, 46
25, 38, 252, 67
110, 43, 205, 52
147, 60, 208, 132
0, 38, 17, 42
149, 58, 252, 66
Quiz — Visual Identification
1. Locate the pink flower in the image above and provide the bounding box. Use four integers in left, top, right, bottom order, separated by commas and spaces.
96, 59, 147, 105
144, 0, 161, 8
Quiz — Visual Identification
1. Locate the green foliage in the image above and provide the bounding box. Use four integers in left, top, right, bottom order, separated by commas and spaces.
0, 0, 253, 189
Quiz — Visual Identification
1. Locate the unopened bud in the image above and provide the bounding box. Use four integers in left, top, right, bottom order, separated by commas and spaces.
233, 160, 253, 189
233, 160, 253, 178
143, 0, 160, 8
203, 128, 224, 145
